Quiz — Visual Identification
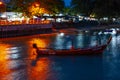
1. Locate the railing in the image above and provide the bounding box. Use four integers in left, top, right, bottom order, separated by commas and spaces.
0, 20, 51, 26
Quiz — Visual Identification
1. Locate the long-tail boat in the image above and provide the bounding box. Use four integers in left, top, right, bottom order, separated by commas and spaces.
33, 36, 112, 56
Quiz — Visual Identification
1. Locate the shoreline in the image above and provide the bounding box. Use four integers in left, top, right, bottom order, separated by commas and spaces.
0, 23, 53, 38
0, 23, 120, 38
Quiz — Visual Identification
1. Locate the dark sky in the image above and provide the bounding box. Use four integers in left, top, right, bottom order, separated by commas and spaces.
64, 0, 71, 6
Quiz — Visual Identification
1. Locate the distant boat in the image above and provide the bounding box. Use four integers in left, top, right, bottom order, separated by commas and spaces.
103, 29, 113, 32
33, 36, 112, 56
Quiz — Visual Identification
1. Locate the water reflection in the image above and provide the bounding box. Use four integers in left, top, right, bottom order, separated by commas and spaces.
0, 43, 11, 61
103, 35, 120, 80
54, 34, 65, 49
0, 31, 120, 80
29, 58, 57, 80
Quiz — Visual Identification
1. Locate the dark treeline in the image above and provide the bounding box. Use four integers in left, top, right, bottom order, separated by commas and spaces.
1, 0, 65, 17
1, 0, 120, 18
71, 0, 120, 18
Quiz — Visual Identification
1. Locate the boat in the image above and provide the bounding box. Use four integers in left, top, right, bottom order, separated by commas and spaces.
33, 36, 112, 56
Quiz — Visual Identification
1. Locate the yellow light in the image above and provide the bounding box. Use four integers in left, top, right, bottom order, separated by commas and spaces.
0, 43, 11, 61
0, 2, 3, 5
28, 58, 51, 79
29, 38, 47, 48
34, 3, 40, 7
28, 38, 49, 59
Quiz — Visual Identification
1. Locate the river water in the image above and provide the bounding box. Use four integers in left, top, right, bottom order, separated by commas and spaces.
0, 29, 120, 80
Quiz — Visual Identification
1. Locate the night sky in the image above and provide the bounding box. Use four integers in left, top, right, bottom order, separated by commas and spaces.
64, 0, 71, 6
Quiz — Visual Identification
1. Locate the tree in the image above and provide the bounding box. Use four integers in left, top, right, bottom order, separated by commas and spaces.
7, 0, 34, 17
39, 0, 65, 14
62, 7, 71, 15
93, 0, 120, 18
71, 0, 96, 16
7, 0, 65, 17
28, 0, 65, 17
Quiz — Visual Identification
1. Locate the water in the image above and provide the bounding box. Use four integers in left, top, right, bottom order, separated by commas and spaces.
0, 30, 120, 80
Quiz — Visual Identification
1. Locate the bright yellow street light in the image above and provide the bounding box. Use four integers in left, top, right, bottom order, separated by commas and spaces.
0, 1, 7, 25
0, 1, 3, 5
0, 1, 4, 12
34, 3, 40, 7
0, 1, 6, 11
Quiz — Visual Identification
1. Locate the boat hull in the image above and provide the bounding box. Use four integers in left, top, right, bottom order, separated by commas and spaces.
36, 45, 107, 56
33, 36, 112, 56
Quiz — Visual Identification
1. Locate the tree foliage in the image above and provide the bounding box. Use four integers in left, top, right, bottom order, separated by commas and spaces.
94, 0, 120, 18
7, 0, 34, 17
62, 7, 71, 15
39, 0, 65, 14
71, 0, 120, 18
71, 0, 96, 16
7, 0, 65, 17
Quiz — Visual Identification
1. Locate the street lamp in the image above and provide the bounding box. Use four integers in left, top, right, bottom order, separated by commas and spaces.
0, 1, 4, 12
0, 1, 3, 5
34, 3, 40, 7
0, 1, 6, 15
0, 1, 7, 25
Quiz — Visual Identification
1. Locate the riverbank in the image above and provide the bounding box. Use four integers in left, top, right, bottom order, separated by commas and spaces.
76, 24, 120, 31
0, 23, 53, 38
0, 22, 120, 38
53, 22, 120, 33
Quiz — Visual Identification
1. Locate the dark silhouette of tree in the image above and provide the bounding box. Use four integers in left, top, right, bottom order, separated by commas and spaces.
39, 0, 65, 14
71, 0, 120, 18
7, 0, 34, 17
71, 0, 96, 16
94, 0, 120, 18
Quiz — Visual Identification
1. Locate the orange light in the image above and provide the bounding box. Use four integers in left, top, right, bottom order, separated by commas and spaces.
34, 3, 39, 7
0, 43, 11, 61
0, 2, 3, 5
28, 58, 51, 79
33, 39, 47, 48
0, 43, 18, 78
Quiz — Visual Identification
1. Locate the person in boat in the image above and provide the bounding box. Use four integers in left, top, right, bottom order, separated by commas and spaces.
71, 39, 75, 50
33, 43, 42, 58
71, 45, 74, 50
96, 41, 99, 46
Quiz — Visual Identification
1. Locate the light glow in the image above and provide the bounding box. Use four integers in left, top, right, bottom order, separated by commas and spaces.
0, 1, 3, 5
30, 38, 47, 48
59, 33, 64, 36
0, 43, 11, 61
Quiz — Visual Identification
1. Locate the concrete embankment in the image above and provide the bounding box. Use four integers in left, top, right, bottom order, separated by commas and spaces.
0, 22, 120, 38
0, 24, 52, 38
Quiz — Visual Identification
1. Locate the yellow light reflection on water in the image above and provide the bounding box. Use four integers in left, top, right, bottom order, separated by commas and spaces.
0, 43, 13, 79
29, 58, 52, 80
0, 43, 11, 61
